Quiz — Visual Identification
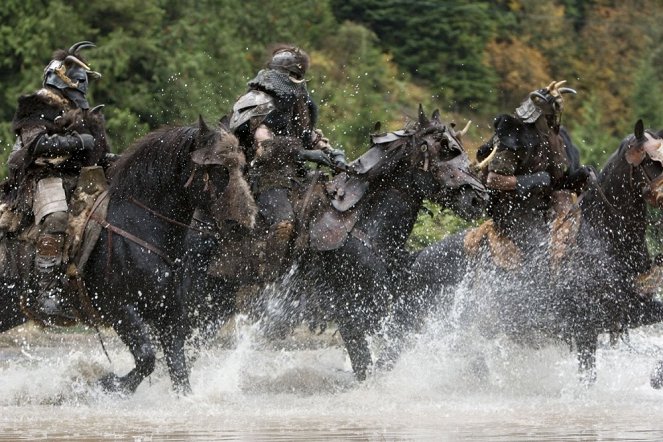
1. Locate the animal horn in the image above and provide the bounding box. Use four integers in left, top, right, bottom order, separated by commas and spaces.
545, 81, 556, 92
64, 55, 91, 71
559, 87, 577, 95
475, 142, 499, 170
458, 120, 472, 138
68, 41, 96, 55
554, 80, 567, 90
529, 90, 548, 102
90, 104, 105, 114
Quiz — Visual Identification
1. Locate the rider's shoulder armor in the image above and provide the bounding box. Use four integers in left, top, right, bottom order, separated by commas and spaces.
229, 90, 276, 132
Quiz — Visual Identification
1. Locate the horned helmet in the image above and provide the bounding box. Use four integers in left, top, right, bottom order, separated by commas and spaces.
516, 80, 577, 126
267, 46, 309, 84
43, 41, 101, 109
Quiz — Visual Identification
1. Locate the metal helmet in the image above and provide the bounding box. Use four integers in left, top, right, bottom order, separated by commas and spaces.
43, 41, 102, 109
516, 80, 576, 124
267, 47, 309, 83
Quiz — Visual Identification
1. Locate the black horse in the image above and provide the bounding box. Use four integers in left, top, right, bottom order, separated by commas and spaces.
393, 120, 663, 385
180, 106, 487, 380
0, 117, 255, 394
248, 106, 487, 380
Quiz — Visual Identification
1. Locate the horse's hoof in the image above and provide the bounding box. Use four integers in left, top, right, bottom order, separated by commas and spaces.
98, 373, 123, 393
650, 361, 663, 389
468, 356, 489, 383
354, 369, 367, 382
174, 382, 192, 396
579, 369, 597, 387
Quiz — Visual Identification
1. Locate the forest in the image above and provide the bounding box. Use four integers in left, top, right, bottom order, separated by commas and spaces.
1, 0, 662, 244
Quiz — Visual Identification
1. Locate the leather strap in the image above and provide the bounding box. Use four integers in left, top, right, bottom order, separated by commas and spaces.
90, 212, 174, 267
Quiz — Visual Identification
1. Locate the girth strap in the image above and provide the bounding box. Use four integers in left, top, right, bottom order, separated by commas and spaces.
90, 212, 175, 267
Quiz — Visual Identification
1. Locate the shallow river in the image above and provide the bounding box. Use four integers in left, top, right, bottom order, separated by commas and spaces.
2, 313, 663, 441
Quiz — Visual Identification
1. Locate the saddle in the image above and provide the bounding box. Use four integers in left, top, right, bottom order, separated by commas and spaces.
308, 131, 409, 252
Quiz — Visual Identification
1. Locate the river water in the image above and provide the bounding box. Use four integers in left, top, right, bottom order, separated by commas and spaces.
2, 311, 663, 441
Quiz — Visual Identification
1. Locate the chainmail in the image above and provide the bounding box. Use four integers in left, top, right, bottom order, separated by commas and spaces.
248, 69, 307, 99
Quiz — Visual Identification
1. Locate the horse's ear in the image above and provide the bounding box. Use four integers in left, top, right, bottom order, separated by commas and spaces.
373, 121, 382, 133
635, 119, 645, 141
198, 114, 210, 134
219, 114, 231, 131
418, 104, 428, 126
431, 109, 441, 123
626, 119, 647, 166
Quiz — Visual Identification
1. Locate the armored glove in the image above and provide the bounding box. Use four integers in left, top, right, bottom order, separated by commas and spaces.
515, 171, 551, 194
297, 149, 334, 168
558, 165, 596, 193
313, 129, 348, 171
32, 132, 95, 157
328, 148, 348, 171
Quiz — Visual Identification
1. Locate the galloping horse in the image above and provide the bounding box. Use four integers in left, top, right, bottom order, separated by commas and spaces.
181, 106, 486, 380
264, 106, 487, 380
396, 120, 663, 385
0, 117, 255, 394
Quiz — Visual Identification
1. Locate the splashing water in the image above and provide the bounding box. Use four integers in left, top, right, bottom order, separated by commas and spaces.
2, 282, 663, 440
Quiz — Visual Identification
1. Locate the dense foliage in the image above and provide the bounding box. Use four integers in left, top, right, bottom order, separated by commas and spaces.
1, 0, 662, 247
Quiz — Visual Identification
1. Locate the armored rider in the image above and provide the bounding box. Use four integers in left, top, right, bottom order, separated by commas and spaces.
475, 81, 590, 256
1, 41, 110, 320
229, 45, 346, 277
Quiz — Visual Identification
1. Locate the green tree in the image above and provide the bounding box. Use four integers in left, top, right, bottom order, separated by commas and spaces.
568, 92, 618, 167
331, 0, 501, 113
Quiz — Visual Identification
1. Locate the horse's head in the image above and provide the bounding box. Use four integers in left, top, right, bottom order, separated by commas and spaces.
189, 116, 257, 229
410, 105, 487, 220
623, 119, 663, 208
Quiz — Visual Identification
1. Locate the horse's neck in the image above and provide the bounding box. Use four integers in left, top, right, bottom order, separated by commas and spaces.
108, 179, 196, 257
356, 173, 423, 250
583, 158, 649, 269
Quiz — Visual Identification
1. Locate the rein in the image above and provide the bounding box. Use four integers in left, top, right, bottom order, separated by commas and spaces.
128, 196, 216, 238
588, 172, 621, 217
90, 211, 175, 267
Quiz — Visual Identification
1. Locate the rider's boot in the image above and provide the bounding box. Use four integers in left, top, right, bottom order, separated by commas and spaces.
261, 220, 295, 281
34, 213, 76, 321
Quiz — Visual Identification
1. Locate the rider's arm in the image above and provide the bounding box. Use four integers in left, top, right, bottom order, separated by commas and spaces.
312, 129, 347, 171
486, 149, 551, 193
22, 124, 94, 158
31, 132, 95, 157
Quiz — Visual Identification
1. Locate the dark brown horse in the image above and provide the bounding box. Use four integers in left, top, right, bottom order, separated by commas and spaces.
392, 120, 663, 386
184, 106, 487, 380
0, 117, 255, 394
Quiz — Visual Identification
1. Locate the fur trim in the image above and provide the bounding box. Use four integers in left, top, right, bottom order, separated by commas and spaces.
464, 219, 522, 270
213, 165, 257, 230
12, 89, 70, 133
255, 136, 302, 170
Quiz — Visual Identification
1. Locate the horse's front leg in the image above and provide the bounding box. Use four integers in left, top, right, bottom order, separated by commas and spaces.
157, 308, 192, 395
100, 305, 156, 394
338, 321, 372, 381
576, 330, 598, 385
619, 296, 663, 389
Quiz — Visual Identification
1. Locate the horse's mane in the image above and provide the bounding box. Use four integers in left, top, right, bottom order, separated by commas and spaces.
108, 125, 199, 198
